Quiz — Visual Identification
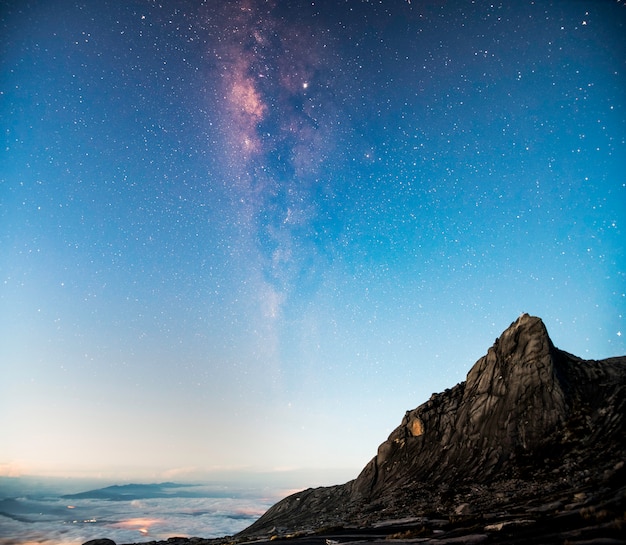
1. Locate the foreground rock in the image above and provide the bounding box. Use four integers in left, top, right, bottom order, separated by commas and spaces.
236, 314, 626, 543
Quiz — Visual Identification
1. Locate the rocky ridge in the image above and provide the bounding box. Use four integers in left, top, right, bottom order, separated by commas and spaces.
235, 314, 626, 542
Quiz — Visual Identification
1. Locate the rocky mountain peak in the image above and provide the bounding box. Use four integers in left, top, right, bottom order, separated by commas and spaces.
466, 313, 556, 391
467, 313, 555, 393
460, 313, 566, 454
350, 314, 568, 498
238, 315, 626, 539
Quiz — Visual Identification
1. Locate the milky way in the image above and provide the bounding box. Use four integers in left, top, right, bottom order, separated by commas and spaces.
213, 1, 345, 319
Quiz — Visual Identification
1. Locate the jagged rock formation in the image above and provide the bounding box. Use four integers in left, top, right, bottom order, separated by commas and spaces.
238, 314, 626, 539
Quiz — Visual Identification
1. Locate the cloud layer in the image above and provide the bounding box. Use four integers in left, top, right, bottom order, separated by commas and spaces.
0, 487, 276, 545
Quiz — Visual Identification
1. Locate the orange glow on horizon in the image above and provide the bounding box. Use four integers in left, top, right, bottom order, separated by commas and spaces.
113, 517, 163, 527
112, 517, 166, 537
233, 506, 268, 517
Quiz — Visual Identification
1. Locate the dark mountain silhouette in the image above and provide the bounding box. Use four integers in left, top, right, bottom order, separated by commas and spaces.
237, 314, 626, 542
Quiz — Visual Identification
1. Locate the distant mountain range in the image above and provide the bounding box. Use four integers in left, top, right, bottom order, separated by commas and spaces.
236, 314, 626, 544
62, 482, 229, 501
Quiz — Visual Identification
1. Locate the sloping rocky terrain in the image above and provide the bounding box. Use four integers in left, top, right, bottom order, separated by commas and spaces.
105, 314, 625, 545
233, 314, 626, 543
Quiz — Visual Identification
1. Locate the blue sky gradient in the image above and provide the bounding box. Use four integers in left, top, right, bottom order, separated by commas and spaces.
1, 0, 625, 482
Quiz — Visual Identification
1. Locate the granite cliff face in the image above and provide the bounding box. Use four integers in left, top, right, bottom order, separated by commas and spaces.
239, 314, 626, 538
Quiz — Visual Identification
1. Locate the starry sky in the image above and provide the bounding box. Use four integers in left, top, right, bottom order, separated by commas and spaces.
1, 0, 625, 484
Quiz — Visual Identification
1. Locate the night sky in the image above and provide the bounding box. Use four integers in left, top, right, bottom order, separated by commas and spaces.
1, 0, 625, 482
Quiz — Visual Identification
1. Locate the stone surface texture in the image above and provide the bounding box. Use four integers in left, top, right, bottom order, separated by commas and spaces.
236, 315, 626, 541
